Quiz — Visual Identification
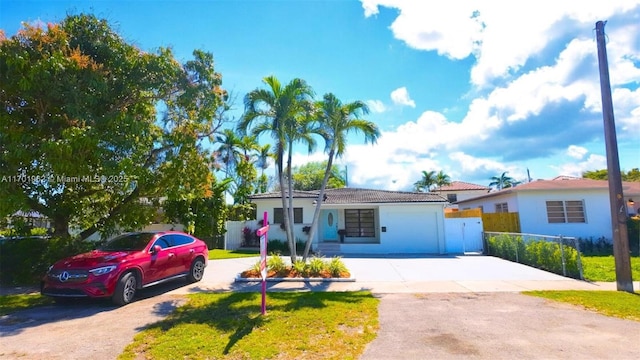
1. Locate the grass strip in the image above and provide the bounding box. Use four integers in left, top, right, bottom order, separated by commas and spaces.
120, 291, 379, 360
525, 290, 640, 321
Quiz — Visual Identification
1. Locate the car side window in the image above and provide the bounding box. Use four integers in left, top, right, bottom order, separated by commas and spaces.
153, 236, 171, 249
172, 234, 194, 246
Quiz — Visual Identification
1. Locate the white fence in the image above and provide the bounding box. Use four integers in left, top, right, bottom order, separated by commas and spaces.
444, 217, 484, 253
225, 220, 258, 250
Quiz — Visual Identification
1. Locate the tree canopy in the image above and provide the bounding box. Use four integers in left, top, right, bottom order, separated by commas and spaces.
414, 170, 436, 192
291, 161, 345, 191
489, 172, 518, 190
0, 14, 228, 238
238, 75, 316, 261
582, 168, 640, 182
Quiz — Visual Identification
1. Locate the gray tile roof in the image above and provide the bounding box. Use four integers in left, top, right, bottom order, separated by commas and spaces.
249, 188, 447, 204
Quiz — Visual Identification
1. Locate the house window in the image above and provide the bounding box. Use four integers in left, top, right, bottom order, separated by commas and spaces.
495, 203, 509, 213
447, 194, 457, 202
344, 209, 375, 237
546, 200, 586, 223
273, 208, 303, 224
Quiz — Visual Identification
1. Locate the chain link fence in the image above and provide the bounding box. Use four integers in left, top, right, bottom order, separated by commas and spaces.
483, 232, 584, 280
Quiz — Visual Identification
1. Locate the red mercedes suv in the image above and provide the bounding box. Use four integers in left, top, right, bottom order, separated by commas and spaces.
41, 231, 208, 305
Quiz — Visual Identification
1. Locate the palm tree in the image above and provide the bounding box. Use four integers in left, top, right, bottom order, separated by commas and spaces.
214, 129, 243, 178
302, 93, 380, 260
489, 171, 517, 190
237, 75, 315, 262
255, 144, 272, 193
434, 170, 451, 189
414, 170, 436, 192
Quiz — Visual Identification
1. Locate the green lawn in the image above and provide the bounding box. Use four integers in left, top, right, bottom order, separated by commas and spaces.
119, 291, 379, 360
525, 290, 640, 321
0, 293, 53, 316
209, 249, 259, 260
581, 255, 640, 282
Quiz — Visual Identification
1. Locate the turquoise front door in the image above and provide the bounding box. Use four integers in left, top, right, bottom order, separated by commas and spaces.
321, 209, 338, 241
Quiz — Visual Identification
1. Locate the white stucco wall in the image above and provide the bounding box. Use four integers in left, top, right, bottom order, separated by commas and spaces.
253, 198, 316, 243
253, 198, 448, 254
458, 192, 518, 213
341, 203, 446, 254
458, 189, 615, 241
516, 190, 613, 240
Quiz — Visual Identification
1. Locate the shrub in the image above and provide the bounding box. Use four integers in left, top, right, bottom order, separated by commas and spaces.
267, 253, 287, 274
308, 256, 325, 277
328, 257, 348, 277
265, 239, 307, 255
292, 260, 308, 277
0, 236, 94, 286
487, 234, 582, 279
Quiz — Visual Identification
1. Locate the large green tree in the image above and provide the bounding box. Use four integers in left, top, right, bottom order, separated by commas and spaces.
0, 14, 228, 239
238, 76, 315, 261
291, 161, 346, 191
302, 93, 380, 260
583, 168, 640, 182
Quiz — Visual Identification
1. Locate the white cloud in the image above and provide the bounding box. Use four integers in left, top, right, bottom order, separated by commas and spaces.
360, 0, 640, 86
280, 1, 640, 191
366, 99, 387, 113
390, 87, 415, 108
552, 154, 607, 177
567, 145, 588, 160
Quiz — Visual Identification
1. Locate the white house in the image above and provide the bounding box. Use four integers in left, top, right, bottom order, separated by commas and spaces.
432, 181, 491, 204
248, 188, 453, 254
455, 177, 640, 241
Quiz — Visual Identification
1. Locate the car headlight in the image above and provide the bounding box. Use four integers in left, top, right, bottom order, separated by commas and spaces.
89, 265, 117, 276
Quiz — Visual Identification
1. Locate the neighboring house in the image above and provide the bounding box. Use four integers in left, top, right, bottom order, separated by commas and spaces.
455, 177, 640, 241
432, 181, 491, 204
248, 188, 455, 254
5, 211, 52, 230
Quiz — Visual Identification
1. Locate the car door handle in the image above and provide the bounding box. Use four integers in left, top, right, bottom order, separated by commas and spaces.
190, 249, 194, 253
168, 253, 175, 257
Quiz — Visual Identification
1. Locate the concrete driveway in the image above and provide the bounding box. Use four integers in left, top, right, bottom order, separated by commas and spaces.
170, 254, 617, 295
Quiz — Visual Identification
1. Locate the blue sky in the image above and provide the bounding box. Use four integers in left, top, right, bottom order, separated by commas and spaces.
2, 0, 639, 191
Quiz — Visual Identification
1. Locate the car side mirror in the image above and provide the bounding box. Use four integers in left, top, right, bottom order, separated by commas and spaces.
151, 245, 162, 254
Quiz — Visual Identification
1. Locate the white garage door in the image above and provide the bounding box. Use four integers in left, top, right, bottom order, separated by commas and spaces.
383, 209, 440, 253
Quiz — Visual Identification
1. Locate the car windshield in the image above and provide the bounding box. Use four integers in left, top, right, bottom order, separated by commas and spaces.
100, 233, 155, 251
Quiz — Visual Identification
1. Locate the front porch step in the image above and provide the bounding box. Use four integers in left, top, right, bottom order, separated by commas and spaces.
315, 242, 341, 256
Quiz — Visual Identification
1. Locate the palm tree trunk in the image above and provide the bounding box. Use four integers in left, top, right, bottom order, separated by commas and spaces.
302, 148, 336, 261
276, 148, 295, 263
286, 140, 296, 262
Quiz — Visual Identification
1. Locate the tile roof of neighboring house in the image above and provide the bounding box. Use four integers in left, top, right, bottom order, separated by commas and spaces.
249, 188, 447, 204
249, 190, 318, 200
434, 181, 491, 192
456, 178, 640, 203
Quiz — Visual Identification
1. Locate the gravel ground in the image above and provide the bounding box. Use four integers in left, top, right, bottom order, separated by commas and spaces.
361, 292, 640, 360
0, 282, 188, 360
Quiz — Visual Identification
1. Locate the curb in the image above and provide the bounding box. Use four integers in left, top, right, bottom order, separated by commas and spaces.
234, 275, 356, 283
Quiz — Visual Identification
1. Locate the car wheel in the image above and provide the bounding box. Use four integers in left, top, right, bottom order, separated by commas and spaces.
187, 258, 205, 283
113, 272, 137, 306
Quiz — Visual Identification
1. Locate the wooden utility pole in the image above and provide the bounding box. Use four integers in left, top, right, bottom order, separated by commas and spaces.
595, 20, 634, 293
